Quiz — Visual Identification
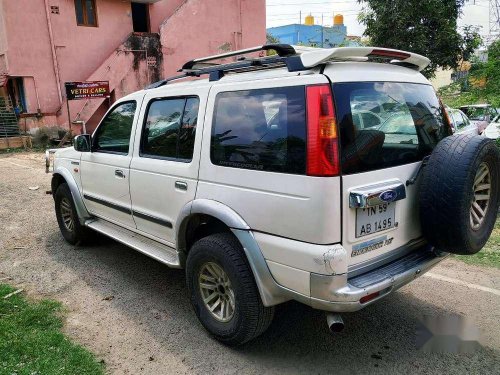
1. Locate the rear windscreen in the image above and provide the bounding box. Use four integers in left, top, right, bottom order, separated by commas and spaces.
332, 82, 451, 174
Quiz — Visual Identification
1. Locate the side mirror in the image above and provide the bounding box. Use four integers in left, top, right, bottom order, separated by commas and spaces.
74, 134, 91, 152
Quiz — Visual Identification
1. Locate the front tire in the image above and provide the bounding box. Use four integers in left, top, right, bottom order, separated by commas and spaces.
54, 183, 93, 245
186, 232, 274, 346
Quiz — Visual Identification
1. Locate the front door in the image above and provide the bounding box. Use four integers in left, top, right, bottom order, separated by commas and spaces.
81, 100, 139, 229
129, 87, 208, 246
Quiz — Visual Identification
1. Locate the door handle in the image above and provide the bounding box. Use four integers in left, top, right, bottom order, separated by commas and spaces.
115, 170, 125, 178
175, 181, 188, 191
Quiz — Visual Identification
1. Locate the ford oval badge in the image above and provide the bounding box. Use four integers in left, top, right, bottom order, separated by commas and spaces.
379, 190, 397, 202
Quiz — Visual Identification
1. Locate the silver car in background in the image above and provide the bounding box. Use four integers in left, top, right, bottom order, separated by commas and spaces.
447, 108, 479, 135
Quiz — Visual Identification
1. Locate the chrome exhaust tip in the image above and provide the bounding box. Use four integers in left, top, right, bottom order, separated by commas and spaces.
326, 313, 344, 333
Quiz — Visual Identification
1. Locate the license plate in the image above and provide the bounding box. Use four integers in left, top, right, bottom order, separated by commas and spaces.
356, 203, 395, 238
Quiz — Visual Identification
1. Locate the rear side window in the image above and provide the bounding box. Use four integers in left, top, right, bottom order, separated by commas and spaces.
333, 82, 450, 174
141, 97, 199, 161
211, 86, 306, 174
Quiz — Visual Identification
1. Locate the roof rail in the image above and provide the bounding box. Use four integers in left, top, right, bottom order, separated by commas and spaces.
145, 45, 430, 89
181, 44, 296, 70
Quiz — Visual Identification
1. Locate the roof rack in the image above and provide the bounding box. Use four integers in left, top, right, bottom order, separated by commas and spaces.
181, 44, 296, 70
146, 44, 430, 89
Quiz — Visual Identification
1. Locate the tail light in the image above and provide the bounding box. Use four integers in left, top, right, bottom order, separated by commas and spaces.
306, 84, 340, 176
360, 291, 380, 304
368, 49, 411, 60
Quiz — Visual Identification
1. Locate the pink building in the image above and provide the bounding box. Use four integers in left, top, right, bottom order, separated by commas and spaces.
0, 0, 265, 134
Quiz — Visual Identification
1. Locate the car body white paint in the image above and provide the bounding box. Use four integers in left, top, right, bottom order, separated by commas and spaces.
50, 58, 447, 312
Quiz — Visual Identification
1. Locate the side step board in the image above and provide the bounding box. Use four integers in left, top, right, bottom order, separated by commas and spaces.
85, 218, 181, 268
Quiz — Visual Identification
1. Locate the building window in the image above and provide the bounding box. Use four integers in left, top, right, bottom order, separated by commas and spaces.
7, 78, 27, 114
75, 0, 97, 27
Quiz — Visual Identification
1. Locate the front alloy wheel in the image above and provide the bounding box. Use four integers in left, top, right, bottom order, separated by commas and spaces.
54, 183, 94, 245
60, 197, 75, 232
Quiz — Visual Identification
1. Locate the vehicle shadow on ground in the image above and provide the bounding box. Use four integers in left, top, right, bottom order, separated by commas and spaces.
45, 231, 500, 374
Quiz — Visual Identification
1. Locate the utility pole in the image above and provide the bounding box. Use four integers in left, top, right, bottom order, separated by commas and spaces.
489, 0, 500, 43
321, 13, 324, 47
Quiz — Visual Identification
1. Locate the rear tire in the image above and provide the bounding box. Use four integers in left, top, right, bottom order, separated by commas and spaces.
186, 232, 274, 346
419, 134, 500, 254
54, 183, 94, 245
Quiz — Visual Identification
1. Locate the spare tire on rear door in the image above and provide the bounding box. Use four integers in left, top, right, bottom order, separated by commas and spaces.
419, 134, 500, 255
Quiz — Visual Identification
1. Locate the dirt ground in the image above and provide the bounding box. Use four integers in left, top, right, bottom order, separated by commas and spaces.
0, 151, 499, 375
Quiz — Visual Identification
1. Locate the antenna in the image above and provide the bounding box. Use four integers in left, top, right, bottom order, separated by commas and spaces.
488, 0, 500, 43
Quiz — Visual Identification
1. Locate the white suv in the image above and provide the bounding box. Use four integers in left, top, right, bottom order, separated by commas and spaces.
46, 45, 500, 345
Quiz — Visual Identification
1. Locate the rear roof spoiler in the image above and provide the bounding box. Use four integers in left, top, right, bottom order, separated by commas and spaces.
297, 46, 430, 72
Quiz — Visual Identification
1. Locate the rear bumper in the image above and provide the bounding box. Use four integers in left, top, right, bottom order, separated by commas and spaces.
232, 229, 448, 313
308, 247, 447, 312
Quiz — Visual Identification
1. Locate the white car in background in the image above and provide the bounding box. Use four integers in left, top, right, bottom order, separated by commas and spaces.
484, 114, 500, 139
446, 108, 479, 135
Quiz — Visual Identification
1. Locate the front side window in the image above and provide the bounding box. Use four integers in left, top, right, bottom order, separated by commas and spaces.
75, 0, 97, 27
211, 86, 307, 174
92, 101, 136, 154
141, 97, 199, 161
333, 82, 450, 174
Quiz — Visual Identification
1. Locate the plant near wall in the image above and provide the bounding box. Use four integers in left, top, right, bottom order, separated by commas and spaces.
32, 127, 70, 148
358, 0, 482, 78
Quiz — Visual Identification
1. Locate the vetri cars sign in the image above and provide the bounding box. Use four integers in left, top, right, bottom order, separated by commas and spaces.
65, 81, 110, 100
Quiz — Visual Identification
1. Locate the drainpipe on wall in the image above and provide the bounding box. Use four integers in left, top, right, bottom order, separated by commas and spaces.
237, 0, 243, 50
43, 0, 63, 108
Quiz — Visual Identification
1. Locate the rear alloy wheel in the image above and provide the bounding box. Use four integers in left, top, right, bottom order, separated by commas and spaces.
198, 262, 236, 323
186, 232, 274, 346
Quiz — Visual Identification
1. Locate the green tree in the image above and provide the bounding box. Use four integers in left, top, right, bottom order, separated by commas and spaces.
266, 33, 280, 45
439, 40, 500, 108
468, 39, 500, 106
358, 0, 482, 77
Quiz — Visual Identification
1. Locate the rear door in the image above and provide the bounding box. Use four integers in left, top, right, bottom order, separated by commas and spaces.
197, 73, 342, 244
331, 81, 451, 271
128, 85, 209, 245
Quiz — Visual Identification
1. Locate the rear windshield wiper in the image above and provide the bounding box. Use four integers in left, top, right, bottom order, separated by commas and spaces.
406, 155, 430, 186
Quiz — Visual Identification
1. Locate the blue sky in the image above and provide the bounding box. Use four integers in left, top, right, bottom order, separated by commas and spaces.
266, 0, 492, 39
